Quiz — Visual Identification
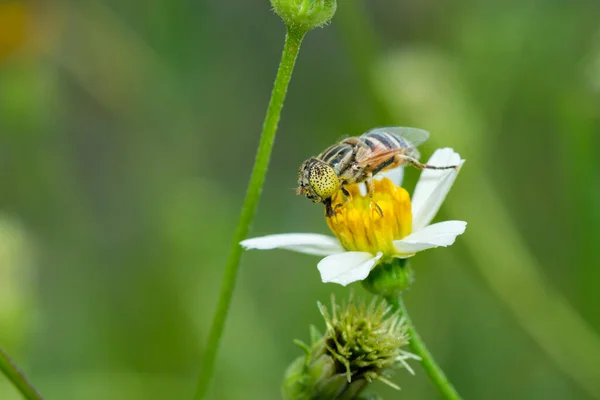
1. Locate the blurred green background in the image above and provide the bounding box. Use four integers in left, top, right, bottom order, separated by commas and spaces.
1, 0, 600, 399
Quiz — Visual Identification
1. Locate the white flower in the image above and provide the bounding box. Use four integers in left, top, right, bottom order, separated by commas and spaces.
241, 148, 467, 286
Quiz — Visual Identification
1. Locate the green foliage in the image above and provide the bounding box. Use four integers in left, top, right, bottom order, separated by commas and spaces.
0, 0, 599, 399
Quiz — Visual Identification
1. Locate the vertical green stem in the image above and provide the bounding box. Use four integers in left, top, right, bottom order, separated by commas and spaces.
386, 295, 462, 400
193, 27, 306, 400
0, 346, 44, 400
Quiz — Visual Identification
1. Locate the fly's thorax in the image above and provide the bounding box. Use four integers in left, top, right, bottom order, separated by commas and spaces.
297, 158, 341, 203
338, 162, 366, 185
318, 143, 355, 175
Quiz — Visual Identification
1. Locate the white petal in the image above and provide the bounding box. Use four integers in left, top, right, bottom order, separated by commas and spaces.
358, 182, 368, 196
317, 252, 383, 286
393, 221, 466, 256
240, 233, 344, 256
375, 166, 405, 186
411, 148, 465, 231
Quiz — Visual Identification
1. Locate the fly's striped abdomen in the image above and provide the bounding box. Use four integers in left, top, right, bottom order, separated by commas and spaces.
360, 131, 410, 151
360, 130, 420, 160
317, 143, 354, 175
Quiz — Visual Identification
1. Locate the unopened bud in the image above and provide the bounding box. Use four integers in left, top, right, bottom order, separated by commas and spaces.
271, 0, 337, 32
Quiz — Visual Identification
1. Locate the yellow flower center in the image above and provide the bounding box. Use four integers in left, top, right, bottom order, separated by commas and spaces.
326, 178, 412, 257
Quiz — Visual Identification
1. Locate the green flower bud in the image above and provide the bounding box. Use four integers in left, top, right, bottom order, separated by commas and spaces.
362, 258, 414, 297
0, 215, 36, 351
282, 294, 418, 399
271, 0, 337, 32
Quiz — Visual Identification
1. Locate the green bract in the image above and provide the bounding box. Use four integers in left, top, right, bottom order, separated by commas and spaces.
362, 258, 415, 297
271, 0, 337, 31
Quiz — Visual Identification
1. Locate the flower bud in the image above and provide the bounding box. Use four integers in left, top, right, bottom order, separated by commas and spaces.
0, 216, 36, 351
282, 294, 417, 399
271, 0, 337, 32
362, 258, 414, 297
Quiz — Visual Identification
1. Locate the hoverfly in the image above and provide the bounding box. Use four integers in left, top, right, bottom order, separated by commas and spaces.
296, 127, 458, 217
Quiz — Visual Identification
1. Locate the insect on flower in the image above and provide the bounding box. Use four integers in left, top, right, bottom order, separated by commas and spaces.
244, 148, 467, 287
296, 127, 458, 217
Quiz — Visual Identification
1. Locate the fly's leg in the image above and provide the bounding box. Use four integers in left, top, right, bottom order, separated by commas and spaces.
324, 198, 335, 218
341, 186, 352, 201
329, 186, 352, 216
365, 173, 384, 217
332, 203, 345, 215
325, 187, 349, 218
397, 154, 459, 171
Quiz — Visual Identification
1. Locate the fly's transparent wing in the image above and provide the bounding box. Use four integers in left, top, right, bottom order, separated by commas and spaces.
366, 127, 430, 147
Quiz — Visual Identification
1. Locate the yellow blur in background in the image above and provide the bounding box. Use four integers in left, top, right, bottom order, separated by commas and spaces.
0, 2, 28, 61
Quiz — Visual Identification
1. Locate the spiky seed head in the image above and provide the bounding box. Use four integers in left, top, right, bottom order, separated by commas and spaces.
282, 294, 418, 399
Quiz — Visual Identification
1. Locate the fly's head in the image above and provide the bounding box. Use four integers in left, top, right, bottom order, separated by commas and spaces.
297, 158, 341, 203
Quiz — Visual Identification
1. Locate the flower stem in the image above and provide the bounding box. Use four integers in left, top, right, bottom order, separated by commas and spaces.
0, 346, 44, 400
193, 27, 307, 400
386, 295, 462, 400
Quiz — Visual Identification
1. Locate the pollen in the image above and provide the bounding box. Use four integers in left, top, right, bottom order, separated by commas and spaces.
326, 178, 412, 257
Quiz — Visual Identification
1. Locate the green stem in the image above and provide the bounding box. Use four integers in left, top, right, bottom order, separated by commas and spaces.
0, 346, 44, 400
193, 27, 306, 400
386, 295, 462, 400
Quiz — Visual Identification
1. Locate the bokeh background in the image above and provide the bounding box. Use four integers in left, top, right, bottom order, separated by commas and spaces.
1, 0, 600, 399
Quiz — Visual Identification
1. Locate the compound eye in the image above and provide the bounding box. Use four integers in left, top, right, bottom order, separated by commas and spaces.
308, 164, 340, 199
